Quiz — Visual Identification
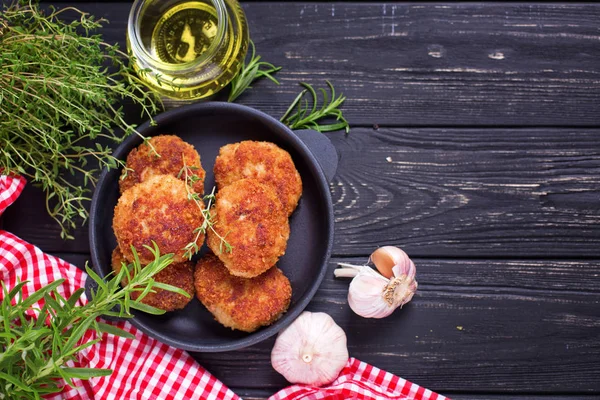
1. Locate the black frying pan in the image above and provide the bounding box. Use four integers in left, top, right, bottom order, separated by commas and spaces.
89, 102, 337, 352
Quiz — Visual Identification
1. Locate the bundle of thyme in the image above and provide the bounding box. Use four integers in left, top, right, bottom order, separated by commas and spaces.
0, 243, 186, 399
0, 1, 160, 239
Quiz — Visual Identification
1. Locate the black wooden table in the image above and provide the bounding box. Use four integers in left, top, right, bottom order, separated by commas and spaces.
2, 2, 600, 399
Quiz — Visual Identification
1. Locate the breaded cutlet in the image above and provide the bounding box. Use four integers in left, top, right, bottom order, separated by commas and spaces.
194, 253, 292, 332
111, 247, 194, 312
214, 141, 302, 216
113, 174, 204, 264
119, 135, 205, 194
206, 178, 289, 278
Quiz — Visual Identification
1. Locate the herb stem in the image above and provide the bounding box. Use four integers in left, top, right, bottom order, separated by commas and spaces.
179, 160, 232, 259
0, 1, 161, 239
227, 40, 281, 102
280, 81, 350, 134
0, 243, 180, 397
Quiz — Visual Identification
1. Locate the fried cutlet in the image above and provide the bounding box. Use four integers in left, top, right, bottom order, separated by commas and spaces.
119, 135, 205, 194
111, 247, 194, 312
194, 253, 292, 332
113, 174, 204, 264
214, 141, 302, 216
206, 178, 289, 278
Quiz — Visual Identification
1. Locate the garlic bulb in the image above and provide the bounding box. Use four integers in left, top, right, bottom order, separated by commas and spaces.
271, 311, 348, 386
334, 246, 417, 319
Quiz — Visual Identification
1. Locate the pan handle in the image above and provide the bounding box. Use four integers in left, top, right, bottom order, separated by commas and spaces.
294, 129, 339, 182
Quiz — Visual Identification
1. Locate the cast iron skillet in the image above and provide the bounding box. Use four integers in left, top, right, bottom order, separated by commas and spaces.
89, 102, 337, 352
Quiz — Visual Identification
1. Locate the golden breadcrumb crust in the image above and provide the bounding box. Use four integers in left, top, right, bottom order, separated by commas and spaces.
206, 178, 289, 278
111, 248, 194, 312
119, 135, 205, 194
214, 141, 302, 216
113, 174, 204, 264
194, 253, 291, 332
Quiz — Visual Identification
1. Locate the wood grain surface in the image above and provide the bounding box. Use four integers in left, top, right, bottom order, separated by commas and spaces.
2, 2, 600, 399
7, 127, 600, 258
27, 2, 600, 126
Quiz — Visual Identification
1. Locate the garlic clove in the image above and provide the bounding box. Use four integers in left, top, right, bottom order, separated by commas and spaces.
370, 246, 412, 279
392, 259, 416, 281
348, 273, 396, 319
271, 312, 348, 387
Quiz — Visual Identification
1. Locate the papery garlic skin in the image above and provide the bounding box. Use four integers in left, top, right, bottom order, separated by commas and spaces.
271, 312, 348, 387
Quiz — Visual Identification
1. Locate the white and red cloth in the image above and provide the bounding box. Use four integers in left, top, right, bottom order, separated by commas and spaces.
0, 174, 447, 400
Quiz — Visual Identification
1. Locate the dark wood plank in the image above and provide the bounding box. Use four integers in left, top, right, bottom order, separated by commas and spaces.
47, 255, 600, 395
52, 253, 90, 268
54, 253, 600, 294
327, 127, 600, 257
246, 2, 600, 126
7, 127, 600, 258
1, 183, 90, 253
190, 257, 600, 395
37, 2, 600, 126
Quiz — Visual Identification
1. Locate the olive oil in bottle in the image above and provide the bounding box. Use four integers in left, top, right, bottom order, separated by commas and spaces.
151, 2, 219, 65
127, 0, 249, 100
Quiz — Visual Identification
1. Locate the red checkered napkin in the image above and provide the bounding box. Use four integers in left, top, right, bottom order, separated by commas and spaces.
0, 175, 239, 400
1, 174, 447, 400
269, 358, 448, 400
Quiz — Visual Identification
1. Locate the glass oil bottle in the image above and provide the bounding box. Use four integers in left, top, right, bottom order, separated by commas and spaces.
127, 0, 249, 100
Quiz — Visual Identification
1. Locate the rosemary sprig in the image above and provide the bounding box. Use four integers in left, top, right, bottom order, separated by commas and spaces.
280, 81, 350, 134
0, 243, 185, 399
0, 1, 161, 240
178, 162, 232, 259
228, 40, 281, 102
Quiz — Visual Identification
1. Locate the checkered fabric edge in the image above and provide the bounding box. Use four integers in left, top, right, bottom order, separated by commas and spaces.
1, 174, 449, 400
0, 175, 240, 400
0, 174, 25, 216
267, 358, 449, 400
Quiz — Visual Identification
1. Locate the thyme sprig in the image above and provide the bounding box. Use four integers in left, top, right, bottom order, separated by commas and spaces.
178, 162, 232, 259
280, 81, 349, 134
0, 1, 161, 239
228, 40, 281, 102
0, 243, 186, 399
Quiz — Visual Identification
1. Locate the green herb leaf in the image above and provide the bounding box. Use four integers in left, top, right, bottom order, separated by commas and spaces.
0, 242, 179, 398
60, 367, 112, 380
228, 40, 281, 102
0, 1, 161, 240
280, 81, 350, 134
95, 322, 136, 340
128, 301, 166, 315
0, 371, 34, 393
63, 315, 95, 352
19, 280, 65, 310
66, 288, 85, 308
151, 282, 191, 298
